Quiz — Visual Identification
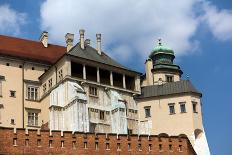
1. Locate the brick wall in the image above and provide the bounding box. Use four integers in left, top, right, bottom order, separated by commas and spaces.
0, 127, 196, 155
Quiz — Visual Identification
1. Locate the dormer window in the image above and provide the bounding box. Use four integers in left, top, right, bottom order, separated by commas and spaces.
166, 75, 173, 82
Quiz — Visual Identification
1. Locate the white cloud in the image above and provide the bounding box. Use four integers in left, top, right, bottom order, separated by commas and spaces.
0, 4, 26, 35
40, 0, 232, 64
40, 0, 200, 62
203, 2, 232, 41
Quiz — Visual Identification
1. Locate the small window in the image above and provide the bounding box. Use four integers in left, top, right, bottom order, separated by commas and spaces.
84, 142, 87, 149
179, 102, 186, 113
27, 86, 38, 101
117, 143, 121, 151
159, 144, 162, 151
128, 129, 133, 135
10, 90, 16, 97
58, 69, 63, 81
169, 144, 172, 151
19, 65, 22, 68
28, 112, 38, 126
11, 119, 15, 125
166, 75, 174, 82
138, 143, 142, 151
149, 144, 152, 151
128, 143, 131, 150
100, 110, 105, 120
95, 142, 98, 150
106, 143, 110, 150
179, 145, 183, 152
32, 67, 35, 70
49, 140, 53, 148
61, 141, 64, 148
43, 83, 47, 93
6, 63, 9, 66
37, 139, 41, 147
168, 103, 175, 114
48, 79, 52, 88
144, 106, 151, 117
89, 86, 98, 96
192, 102, 197, 113
72, 141, 76, 149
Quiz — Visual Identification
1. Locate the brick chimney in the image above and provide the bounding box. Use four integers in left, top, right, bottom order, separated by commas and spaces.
39, 31, 48, 48
65, 33, 74, 52
96, 34, 102, 55
79, 29, 85, 49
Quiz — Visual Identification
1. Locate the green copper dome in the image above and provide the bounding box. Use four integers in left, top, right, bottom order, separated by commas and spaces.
149, 41, 174, 58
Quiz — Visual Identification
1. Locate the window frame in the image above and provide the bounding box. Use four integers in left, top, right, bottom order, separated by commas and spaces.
168, 103, 175, 115
166, 75, 174, 82
192, 101, 198, 113
99, 110, 105, 120
144, 106, 151, 118
27, 111, 39, 126
27, 85, 39, 101
179, 102, 186, 113
89, 86, 98, 97
9, 90, 16, 97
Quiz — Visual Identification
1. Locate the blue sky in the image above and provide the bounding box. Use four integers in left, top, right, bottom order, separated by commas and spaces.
0, 0, 232, 154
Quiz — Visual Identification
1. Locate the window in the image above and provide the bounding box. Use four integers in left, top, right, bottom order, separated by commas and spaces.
168, 103, 175, 114
10, 90, 16, 97
28, 112, 38, 126
58, 69, 63, 81
32, 67, 35, 70
48, 79, 52, 88
0, 104, 3, 123
100, 110, 105, 120
192, 102, 197, 113
179, 102, 186, 113
89, 86, 98, 96
11, 119, 15, 125
106, 143, 110, 150
43, 83, 47, 93
144, 106, 151, 117
117, 143, 121, 151
128, 129, 133, 135
6, 63, 9, 66
27, 86, 38, 100
166, 75, 174, 82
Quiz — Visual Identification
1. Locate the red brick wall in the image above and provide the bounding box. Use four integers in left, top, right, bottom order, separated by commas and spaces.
0, 127, 196, 155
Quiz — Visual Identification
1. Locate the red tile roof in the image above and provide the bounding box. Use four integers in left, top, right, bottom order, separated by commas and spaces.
0, 35, 66, 64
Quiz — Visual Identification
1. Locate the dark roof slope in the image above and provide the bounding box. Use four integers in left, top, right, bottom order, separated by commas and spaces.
137, 80, 201, 99
0, 35, 66, 64
68, 44, 140, 73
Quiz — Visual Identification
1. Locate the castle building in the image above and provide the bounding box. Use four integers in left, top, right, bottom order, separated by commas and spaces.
0, 30, 210, 154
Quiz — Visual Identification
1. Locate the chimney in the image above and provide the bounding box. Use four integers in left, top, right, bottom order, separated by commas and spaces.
65, 33, 74, 52
145, 59, 153, 86
96, 33, 102, 55
79, 29, 85, 49
84, 39, 91, 46
39, 31, 48, 47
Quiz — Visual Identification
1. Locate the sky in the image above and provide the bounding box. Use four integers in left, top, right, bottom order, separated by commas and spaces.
0, 0, 231, 154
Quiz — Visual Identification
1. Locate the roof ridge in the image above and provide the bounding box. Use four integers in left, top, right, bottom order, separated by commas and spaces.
0, 35, 65, 48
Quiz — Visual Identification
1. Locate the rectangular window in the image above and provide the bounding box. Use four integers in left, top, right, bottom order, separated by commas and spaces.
28, 112, 38, 126
27, 86, 38, 101
128, 129, 133, 135
166, 75, 174, 82
144, 106, 151, 117
100, 110, 105, 120
10, 90, 16, 97
11, 119, 15, 125
43, 83, 47, 93
89, 86, 98, 96
168, 103, 175, 114
58, 69, 63, 81
192, 102, 197, 113
179, 102, 186, 113
48, 79, 52, 88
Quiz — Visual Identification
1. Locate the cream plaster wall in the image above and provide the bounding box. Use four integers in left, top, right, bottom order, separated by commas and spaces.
137, 94, 203, 144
